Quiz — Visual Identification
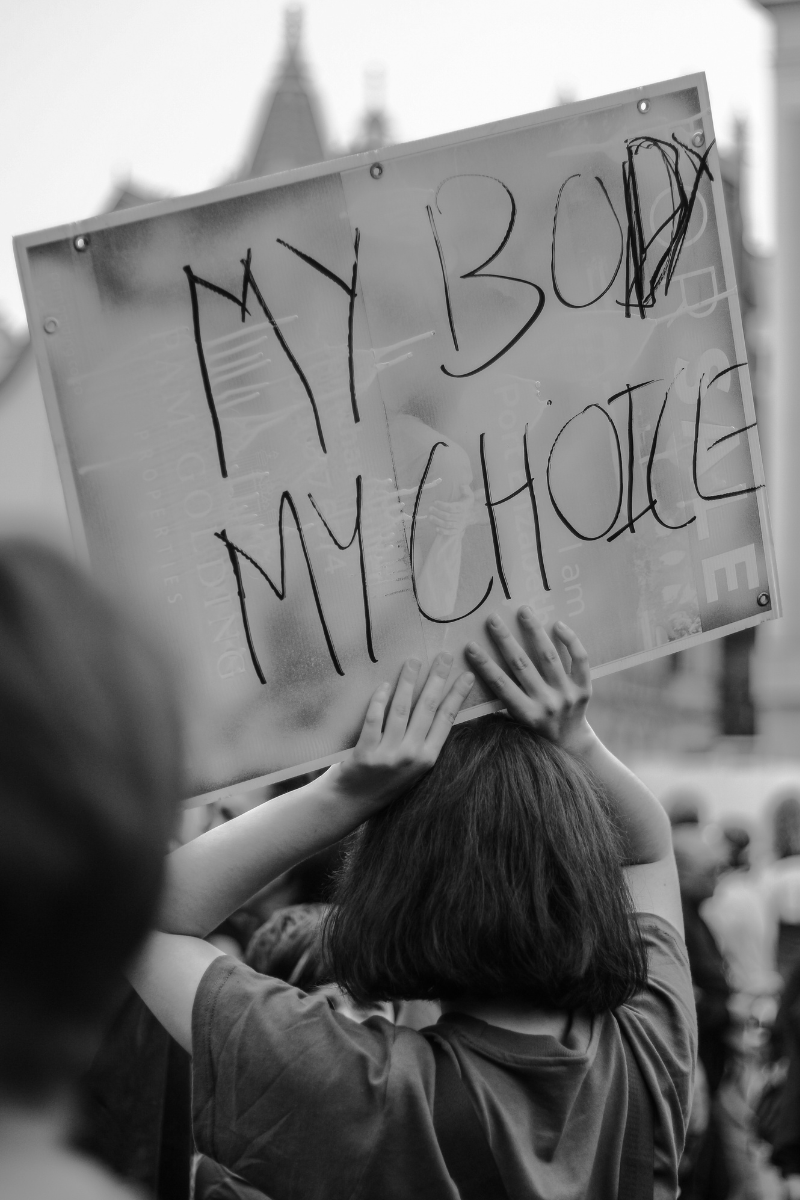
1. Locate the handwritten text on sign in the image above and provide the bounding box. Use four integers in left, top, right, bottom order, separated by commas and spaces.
18, 76, 776, 797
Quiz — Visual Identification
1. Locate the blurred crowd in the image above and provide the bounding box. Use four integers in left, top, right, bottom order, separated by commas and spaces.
665, 790, 800, 1199
1, 538, 798, 1200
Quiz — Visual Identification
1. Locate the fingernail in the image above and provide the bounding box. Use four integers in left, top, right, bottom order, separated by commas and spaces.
487, 613, 500, 627
555, 620, 569, 632
462, 672, 475, 687
438, 651, 453, 667
519, 605, 533, 620
465, 641, 483, 658
408, 658, 422, 671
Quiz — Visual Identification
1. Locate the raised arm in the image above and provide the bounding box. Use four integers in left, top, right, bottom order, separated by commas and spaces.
464, 609, 682, 936
128, 654, 474, 1050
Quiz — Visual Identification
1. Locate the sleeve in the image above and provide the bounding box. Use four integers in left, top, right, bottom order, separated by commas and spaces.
616, 915, 698, 1200
191, 957, 395, 1200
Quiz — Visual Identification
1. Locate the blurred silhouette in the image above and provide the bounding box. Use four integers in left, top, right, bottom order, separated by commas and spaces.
763, 794, 800, 984
0, 540, 182, 1199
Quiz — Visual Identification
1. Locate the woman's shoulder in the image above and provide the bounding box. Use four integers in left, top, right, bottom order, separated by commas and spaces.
618, 913, 696, 1074
194, 954, 432, 1078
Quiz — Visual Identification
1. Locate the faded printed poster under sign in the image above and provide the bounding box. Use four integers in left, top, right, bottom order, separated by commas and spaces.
16, 74, 778, 799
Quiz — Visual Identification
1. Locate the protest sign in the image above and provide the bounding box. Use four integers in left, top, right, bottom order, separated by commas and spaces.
15, 73, 778, 799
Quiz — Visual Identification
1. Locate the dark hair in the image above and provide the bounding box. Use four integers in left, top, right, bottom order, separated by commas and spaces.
246, 904, 330, 991
325, 715, 647, 1013
0, 540, 182, 1100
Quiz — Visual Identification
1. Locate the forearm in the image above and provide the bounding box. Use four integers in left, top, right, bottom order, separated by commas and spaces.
157, 770, 367, 937
572, 726, 672, 865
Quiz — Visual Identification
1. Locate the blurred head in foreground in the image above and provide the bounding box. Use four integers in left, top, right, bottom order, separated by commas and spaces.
325, 713, 647, 1014
0, 540, 182, 1104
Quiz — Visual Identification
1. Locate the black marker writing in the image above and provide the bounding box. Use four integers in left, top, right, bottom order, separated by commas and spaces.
307, 474, 377, 663
215, 492, 344, 682
430, 175, 545, 378
644, 384, 696, 532
217, 528, 266, 684
606, 379, 659, 539
547, 405, 624, 540
184, 249, 326, 477
184, 264, 251, 477
480, 427, 550, 596
692, 363, 762, 502
620, 135, 714, 319
240, 252, 326, 452
427, 204, 459, 351
409, 441, 493, 623
551, 174, 624, 309
277, 229, 362, 425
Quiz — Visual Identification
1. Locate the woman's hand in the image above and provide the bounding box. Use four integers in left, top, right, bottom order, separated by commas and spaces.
325, 653, 475, 814
464, 608, 594, 757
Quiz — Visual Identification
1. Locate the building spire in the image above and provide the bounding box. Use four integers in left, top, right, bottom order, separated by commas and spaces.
243, 5, 327, 180
284, 4, 302, 57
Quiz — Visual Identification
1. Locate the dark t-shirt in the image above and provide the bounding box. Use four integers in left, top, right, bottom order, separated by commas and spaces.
192, 914, 696, 1200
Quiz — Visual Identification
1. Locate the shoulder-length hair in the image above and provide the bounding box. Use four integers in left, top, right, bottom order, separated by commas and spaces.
324, 714, 646, 1013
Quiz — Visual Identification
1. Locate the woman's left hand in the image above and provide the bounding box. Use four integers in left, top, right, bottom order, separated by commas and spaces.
464, 608, 594, 757
326, 653, 475, 814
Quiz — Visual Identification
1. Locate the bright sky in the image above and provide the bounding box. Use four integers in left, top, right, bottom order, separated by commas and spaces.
0, 0, 774, 333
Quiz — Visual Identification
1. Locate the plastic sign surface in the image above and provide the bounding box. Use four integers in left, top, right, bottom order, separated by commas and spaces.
16, 74, 778, 799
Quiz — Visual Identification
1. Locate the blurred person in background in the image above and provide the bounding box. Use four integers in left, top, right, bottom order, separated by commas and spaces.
764, 957, 800, 1199
0, 540, 182, 1200
672, 824, 731, 1198
704, 825, 779, 1005
762, 794, 800, 985
675, 825, 768, 1200
663, 788, 707, 829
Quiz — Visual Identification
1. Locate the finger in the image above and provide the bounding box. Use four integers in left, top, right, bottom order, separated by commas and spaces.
484, 612, 552, 700
552, 621, 592, 691
517, 606, 571, 688
355, 681, 391, 751
424, 670, 475, 754
383, 658, 422, 746
406, 652, 454, 742
464, 641, 545, 726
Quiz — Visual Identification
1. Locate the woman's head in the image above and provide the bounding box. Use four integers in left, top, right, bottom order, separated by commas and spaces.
0, 540, 182, 1101
325, 714, 646, 1014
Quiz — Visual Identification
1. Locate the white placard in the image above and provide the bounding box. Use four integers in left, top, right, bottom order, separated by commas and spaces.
15, 74, 778, 800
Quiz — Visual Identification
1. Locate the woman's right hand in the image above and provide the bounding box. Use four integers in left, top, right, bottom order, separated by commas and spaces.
464, 608, 594, 757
